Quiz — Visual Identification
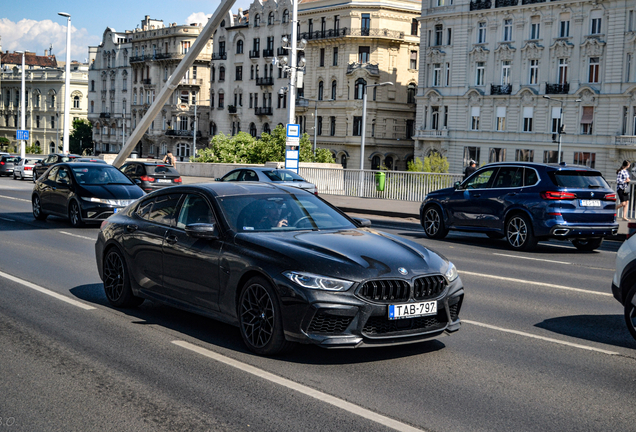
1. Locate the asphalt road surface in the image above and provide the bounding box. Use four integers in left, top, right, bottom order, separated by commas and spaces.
0, 176, 635, 432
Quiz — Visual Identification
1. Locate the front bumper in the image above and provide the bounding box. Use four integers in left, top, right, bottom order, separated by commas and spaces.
80, 202, 127, 222
549, 224, 619, 238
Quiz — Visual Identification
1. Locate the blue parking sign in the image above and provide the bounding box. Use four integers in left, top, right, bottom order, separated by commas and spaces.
16, 130, 29, 141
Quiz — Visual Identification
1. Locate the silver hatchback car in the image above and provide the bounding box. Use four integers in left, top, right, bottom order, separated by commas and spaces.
217, 167, 318, 195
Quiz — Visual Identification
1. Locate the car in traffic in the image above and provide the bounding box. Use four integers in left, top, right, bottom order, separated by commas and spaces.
13, 157, 42, 180
612, 228, 636, 341
217, 167, 318, 195
71, 157, 108, 164
95, 182, 464, 355
0, 155, 21, 176
421, 162, 618, 251
119, 161, 182, 192
32, 162, 145, 227
33, 153, 81, 181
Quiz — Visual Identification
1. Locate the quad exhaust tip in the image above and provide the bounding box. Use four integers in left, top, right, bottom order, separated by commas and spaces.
553, 228, 570, 236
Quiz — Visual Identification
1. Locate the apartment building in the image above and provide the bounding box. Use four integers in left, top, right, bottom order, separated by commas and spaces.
89, 16, 213, 161
0, 50, 89, 154
415, 0, 636, 177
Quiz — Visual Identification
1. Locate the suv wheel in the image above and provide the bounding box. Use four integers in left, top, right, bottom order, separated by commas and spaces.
506, 214, 538, 251
422, 206, 449, 239
571, 238, 603, 252
624, 287, 636, 341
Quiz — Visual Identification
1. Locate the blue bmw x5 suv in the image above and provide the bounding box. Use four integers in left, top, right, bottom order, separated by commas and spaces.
420, 162, 619, 251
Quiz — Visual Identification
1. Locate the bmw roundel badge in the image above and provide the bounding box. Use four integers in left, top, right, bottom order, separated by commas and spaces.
398, 267, 408, 275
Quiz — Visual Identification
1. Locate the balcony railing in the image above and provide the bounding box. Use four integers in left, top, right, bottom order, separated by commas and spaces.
212, 52, 227, 60
249, 50, 260, 58
296, 98, 310, 107
470, 0, 491, 10
298, 28, 349, 41
141, 79, 151, 85
346, 62, 380, 76
277, 47, 287, 56
228, 105, 237, 114
415, 129, 449, 138
545, 83, 569, 94
262, 49, 274, 57
495, 0, 518, 6
348, 28, 404, 39
615, 136, 636, 146
154, 53, 174, 60
521, 0, 545, 4
255, 107, 273, 115
256, 77, 274, 86
491, 84, 512, 95
99, 112, 110, 119
179, 78, 202, 86
165, 130, 202, 137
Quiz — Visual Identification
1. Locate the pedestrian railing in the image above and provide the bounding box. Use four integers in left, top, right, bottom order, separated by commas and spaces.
299, 167, 464, 202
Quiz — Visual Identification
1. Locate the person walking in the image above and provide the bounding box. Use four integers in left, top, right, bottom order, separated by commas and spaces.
464, 159, 477, 180
162, 150, 175, 166
617, 160, 631, 221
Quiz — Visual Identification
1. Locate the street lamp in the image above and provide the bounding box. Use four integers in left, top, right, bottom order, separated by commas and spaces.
16, 50, 28, 159
543, 95, 563, 164
298, 97, 334, 155
58, 12, 71, 154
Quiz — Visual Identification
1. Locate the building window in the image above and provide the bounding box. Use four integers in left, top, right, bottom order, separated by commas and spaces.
431, 106, 440, 130
218, 92, 224, 108
254, 14, 260, 27
496, 106, 506, 131
405, 83, 416, 104
410, 51, 418, 70
73, 95, 80, 109
489, 148, 506, 163
558, 58, 568, 84
268, 11, 274, 25
330, 116, 336, 136
574, 152, 595, 168
471, 107, 480, 130
331, 80, 337, 100
559, 17, 570, 37
501, 61, 511, 85
475, 62, 485, 86
219, 66, 226, 82
529, 60, 539, 84
477, 22, 486, 44
320, 48, 325, 67
318, 81, 324, 100
355, 78, 366, 100
435, 25, 443, 46
317, 116, 323, 135
581, 106, 594, 134
523, 107, 533, 132
445, 63, 450, 86
590, 11, 602, 35
358, 46, 370, 64
503, 19, 512, 42
530, 17, 540, 39
282, 9, 289, 23
236, 66, 242, 81
361, 13, 370, 34
333, 47, 338, 66
589, 57, 600, 83
411, 18, 418, 36
515, 149, 534, 162
627, 54, 632, 82
544, 151, 562, 163
237, 40, 244, 54
181, 41, 190, 54
463, 146, 480, 167
334, 15, 340, 30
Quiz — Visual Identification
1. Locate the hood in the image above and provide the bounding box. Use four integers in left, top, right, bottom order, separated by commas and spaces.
427, 186, 455, 199
236, 228, 447, 282
80, 184, 144, 200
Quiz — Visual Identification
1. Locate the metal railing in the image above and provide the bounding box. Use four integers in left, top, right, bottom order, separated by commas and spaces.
212, 53, 227, 60
256, 77, 274, 86
491, 84, 512, 95
298, 167, 463, 201
349, 29, 405, 39
299, 28, 349, 41
470, 0, 491, 10
545, 83, 569, 94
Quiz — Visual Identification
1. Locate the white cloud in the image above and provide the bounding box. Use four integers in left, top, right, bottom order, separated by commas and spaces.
0, 18, 99, 62
184, 12, 212, 26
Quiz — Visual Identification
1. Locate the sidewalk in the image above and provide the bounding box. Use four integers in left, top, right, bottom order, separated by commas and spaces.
180, 175, 629, 240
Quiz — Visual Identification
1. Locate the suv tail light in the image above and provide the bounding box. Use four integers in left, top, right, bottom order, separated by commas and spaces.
627, 222, 636, 240
140, 175, 155, 182
173, 177, 182, 183
541, 191, 577, 200
605, 193, 616, 201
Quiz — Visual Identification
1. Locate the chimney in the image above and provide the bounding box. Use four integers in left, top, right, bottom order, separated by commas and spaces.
44, 49, 48, 56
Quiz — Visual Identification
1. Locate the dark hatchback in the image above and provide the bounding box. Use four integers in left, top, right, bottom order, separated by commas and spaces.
421, 162, 618, 251
120, 161, 182, 192
33, 153, 81, 180
0, 155, 21, 176
32, 162, 145, 227
95, 183, 464, 355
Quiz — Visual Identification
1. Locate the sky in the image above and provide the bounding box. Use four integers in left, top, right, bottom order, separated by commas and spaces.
1, 0, 252, 63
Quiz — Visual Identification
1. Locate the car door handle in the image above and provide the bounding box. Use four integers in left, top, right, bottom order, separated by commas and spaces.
165, 235, 178, 245
473, 193, 481, 197
507, 192, 518, 196
125, 224, 138, 233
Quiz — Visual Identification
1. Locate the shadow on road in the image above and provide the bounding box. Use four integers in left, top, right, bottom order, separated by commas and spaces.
535, 314, 636, 350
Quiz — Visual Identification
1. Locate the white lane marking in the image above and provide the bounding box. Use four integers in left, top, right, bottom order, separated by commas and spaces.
0, 216, 15, 222
463, 320, 619, 355
492, 253, 571, 265
59, 231, 96, 241
173, 340, 425, 432
0, 270, 95, 310
460, 270, 612, 297
0, 194, 30, 203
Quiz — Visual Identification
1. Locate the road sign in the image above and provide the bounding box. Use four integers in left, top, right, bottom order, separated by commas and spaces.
16, 130, 29, 141
286, 124, 300, 139
285, 148, 299, 173
286, 137, 300, 146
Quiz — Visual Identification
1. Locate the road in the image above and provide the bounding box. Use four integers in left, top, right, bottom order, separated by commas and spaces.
0, 176, 635, 431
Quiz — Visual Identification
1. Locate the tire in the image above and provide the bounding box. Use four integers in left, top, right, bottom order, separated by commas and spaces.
624, 286, 636, 341
238, 276, 293, 356
571, 238, 603, 252
487, 232, 504, 239
32, 195, 48, 221
12, 172, 16, 180
505, 214, 538, 251
102, 247, 144, 308
422, 206, 449, 239
69, 201, 84, 227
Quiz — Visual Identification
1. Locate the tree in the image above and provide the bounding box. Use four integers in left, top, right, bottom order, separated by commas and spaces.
0, 137, 10, 151
69, 119, 94, 155
408, 153, 449, 173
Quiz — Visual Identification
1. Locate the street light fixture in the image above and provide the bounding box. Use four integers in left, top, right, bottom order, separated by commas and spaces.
15, 50, 28, 159
58, 12, 71, 154
543, 95, 563, 164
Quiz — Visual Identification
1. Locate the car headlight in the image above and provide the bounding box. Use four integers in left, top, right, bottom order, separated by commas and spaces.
445, 262, 458, 282
283, 271, 354, 292
81, 197, 136, 206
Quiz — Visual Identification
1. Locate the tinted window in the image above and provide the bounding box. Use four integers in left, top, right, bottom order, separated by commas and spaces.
61, 156, 78, 162
548, 171, 609, 189
221, 170, 241, 181
176, 194, 216, 228
71, 166, 134, 185
465, 169, 496, 189
47, 167, 59, 181
135, 198, 154, 220
240, 170, 259, 181
263, 170, 305, 182
493, 167, 523, 188
524, 168, 538, 186
3, 157, 20, 163
147, 194, 182, 226
150, 165, 179, 175
57, 168, 71, 183
121, 164, 136, 175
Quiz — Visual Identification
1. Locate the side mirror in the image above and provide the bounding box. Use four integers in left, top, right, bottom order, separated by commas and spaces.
454, 181, 462, 190
352, 217, 371, 227
185, 223, 219, 240
134, 179, 142, 184
215, 178, 222, 182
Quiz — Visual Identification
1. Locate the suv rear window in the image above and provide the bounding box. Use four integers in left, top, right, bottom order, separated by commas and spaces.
149, 165, 179, 175
548, 171, 609, 189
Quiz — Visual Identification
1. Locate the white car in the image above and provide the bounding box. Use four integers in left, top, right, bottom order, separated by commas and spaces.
612, 223, 636, 340
13, 157, 42, 180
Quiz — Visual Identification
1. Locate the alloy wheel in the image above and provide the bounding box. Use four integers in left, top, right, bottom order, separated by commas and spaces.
507, 216, 528, 248
69, 202, 82, 226
424, 208, 440, 236
103, 251, 125, 302
240, 283, 275, 349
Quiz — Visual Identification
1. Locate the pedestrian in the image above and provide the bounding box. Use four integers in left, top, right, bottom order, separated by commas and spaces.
617, 160, 631, 221
464, 159, 477, 180
162, 150, 175, 166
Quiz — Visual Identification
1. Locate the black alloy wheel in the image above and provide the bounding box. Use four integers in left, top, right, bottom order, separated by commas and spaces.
571, 238, 603, 252
69, 201, 84, 227
624, 287, 636, 341
102, 248, 144, 308
32, 195, 47, 220
422, 206, 448, 239
506, 214, 538, 251
238, 276, 292, 355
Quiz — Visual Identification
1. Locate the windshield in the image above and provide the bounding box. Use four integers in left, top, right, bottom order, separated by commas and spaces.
548, 171, 610, 189
71, 166, 134, 185
61, 156, 79, 162
218, 193, 355, 232
263, 170, 305, 182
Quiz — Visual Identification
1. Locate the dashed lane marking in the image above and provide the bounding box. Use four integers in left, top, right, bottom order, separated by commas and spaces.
0, 194, 30, 203
59, 231, 97, 241
492, 253, 571, 265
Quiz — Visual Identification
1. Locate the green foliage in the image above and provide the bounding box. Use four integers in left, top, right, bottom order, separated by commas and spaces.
70, 119, 94, 155
407, 153, 449, 173
0, 137, 10, 147
25, 144, 42, 154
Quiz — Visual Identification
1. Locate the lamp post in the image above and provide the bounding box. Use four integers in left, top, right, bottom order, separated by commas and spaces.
58, 12, 71, 154
543, 95, 563, 164
16, 50, 28, 159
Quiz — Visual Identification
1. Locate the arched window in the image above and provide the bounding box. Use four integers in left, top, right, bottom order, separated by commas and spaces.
211, 65, 215, 81
407, 83, 416, 104
221, 19, 226, 28
73, 95, 80, 108
318, 81, 324, 100
385, 156, 394, 170
254, 14, 260, 27
341, 154, 347, 169
331, 80, 337, 100
219, 66, 225, 81
268, 12, 275, 25
371, 155, 381, 170
282, 10, 289, 23
355, 78, 366, 100
50, 142, 56, 153
263, 123, 270, 134
236, 40, 244, 54
210, 121, 217, 136
249, 122, 257, 137
91, 80, 95, 91
177, 143, 191, 161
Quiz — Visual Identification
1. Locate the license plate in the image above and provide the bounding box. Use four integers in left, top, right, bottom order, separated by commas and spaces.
388, 301, 437, 320
113, 208, 119, 213
157, 179, 172, 183
580, 199, 601, 207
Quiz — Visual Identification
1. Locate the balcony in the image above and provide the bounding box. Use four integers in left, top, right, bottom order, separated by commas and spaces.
249, 50, 260, 58
154, 53, 174, 60
496, 0, 518, 6
141, 79, 151, 85
277, 47, 287, 56
348, 28, 404, 39
255, 107, 272, 116
299, 28, 349, 41
263, 49, 274, 57
256, 77, 274, 86
346, 62, 380, 76
491, 84, 512, 95
416, 129, 449, 138
615, 136, 636, 146
296, 98, 310, 108
470, 0, 491, 10
212, 52, 227, 60
179, 78, 203, 86
228, 105, 237, 114
521, 0, 545, 4
165, 130, 202, 137
99, 112, 110, 119
545, 83, 569, 94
